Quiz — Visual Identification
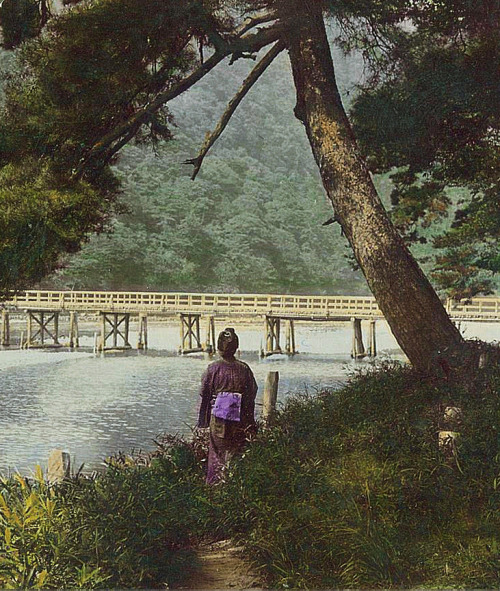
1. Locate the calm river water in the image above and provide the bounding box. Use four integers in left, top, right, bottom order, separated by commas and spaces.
0, 319, 497, 475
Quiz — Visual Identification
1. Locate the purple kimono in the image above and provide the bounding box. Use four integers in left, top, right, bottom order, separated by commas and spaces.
198, 358, 258, 484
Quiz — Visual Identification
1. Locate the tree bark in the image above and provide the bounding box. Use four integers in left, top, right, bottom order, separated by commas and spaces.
284, 2, 463, 371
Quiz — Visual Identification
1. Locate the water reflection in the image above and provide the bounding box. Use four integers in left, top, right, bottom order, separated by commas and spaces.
0, 320, 496, 475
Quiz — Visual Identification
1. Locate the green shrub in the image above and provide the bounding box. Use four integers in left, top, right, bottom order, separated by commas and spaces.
0, 0, 40, 49
0, 435, 215, 588
218, 360, 500, 589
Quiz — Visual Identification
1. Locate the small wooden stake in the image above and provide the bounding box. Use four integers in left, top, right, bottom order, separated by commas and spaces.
262, 371, 279, 423
47, 449, 71, 484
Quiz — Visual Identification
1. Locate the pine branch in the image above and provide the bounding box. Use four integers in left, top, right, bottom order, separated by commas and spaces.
73, 23, 283, 179
235, 9, 278, 37
185, 39, 285, 180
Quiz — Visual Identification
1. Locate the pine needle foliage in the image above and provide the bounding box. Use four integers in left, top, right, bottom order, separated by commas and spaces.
349, 2, 500, 298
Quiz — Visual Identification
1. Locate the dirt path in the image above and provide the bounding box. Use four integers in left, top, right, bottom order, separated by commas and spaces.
176, 539, 265, 590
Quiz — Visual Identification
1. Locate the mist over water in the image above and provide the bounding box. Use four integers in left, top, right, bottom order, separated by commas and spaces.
0, 320, 496, 475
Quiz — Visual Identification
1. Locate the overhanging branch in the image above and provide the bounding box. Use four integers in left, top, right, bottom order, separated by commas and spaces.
73, 23, 283, 179
185, 39, 285, 180
235, 9, 278, 36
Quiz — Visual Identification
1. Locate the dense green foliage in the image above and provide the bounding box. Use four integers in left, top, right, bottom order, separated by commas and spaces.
0, 0, 41, 49
0, 0, 214, 292
0, 160, 115, 291
0, 437, 211, 588
1, 358, 500, 588
349, 1, 500, 298
220, 355, 500, 588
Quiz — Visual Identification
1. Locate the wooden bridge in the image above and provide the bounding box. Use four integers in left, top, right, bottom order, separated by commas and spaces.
1, 290, 499, 356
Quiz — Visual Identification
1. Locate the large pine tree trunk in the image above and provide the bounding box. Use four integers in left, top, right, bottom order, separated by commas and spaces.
284, 3, 463, 371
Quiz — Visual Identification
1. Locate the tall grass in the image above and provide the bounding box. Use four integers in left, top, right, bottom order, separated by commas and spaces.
218, 358, 500, 588
0, 357, 499, 588
0, 434, 217, 588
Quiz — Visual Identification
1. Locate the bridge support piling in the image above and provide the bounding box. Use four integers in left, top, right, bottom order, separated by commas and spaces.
69, 312, 79, 348
99, 312, 131, 351
368, 319, 377, 357
351, 317, 366, 359
137, 314, 148, 350
264, 316, 282, 356
27, 313, 32, 348
285, 320, 297, 355
204, 316, 216, 354
25, 310, 60, 348
1, 310, 10, 346
179, 313, 203, 354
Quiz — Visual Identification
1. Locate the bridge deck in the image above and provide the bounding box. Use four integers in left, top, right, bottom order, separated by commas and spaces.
3, 291, 500, 322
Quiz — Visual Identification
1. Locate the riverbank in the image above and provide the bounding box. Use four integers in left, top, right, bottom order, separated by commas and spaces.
0, 352, 499, 588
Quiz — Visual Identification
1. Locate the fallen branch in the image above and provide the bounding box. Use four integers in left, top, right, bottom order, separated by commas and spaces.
185, 39, 285, 180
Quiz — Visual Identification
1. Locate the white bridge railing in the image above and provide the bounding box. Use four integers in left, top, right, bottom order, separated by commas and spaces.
7, 290, 383, 318
446, 297, 500, 320
4, 291, 500, 321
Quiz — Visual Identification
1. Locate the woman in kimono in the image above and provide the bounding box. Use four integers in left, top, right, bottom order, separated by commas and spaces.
198, 328, 258, 484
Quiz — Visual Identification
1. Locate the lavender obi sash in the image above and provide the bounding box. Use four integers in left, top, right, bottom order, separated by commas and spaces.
212, 392, 242, 422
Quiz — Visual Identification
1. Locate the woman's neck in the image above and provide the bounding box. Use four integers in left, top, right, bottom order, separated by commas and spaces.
221, 354, 236, 362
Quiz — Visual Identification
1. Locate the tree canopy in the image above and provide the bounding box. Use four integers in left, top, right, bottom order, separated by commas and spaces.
0, 0, 496, 368
349, 0, 500, 298
0, 0, 497, 299
0, 0, 244, 291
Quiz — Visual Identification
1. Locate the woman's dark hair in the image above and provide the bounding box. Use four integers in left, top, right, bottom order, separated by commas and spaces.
217, 328, 239, 357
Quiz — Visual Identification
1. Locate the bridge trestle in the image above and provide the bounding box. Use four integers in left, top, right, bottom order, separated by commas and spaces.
99, 312, 131, 351
368, 319, 377, 357
263, 316, 281, 357
25, 310, 61, 348
285, 319, 297, 355
351, 317, 377, 359
262, 316, 298, 357
179, 313, 203, 355
137, 314, 148, 350
69, 311, 80, 349
204, 316, 216, 355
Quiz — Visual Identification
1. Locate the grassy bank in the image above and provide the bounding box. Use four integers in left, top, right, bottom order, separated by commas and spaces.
0, 438, 212, 588
220, 357, 500, 588
0, 355, 499, 588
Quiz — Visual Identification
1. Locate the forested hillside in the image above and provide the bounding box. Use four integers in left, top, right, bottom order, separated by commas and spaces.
50, 49, 373, 294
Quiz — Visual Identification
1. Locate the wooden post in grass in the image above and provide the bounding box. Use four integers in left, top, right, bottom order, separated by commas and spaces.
47, 449, 71, 483
262, 371, 279, 423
